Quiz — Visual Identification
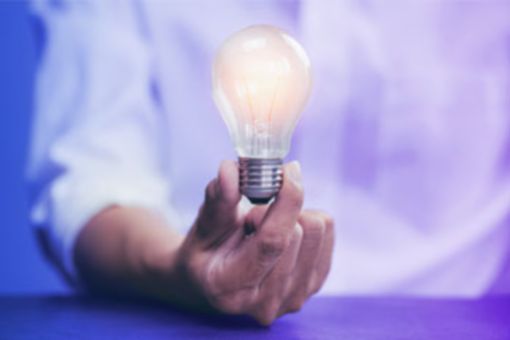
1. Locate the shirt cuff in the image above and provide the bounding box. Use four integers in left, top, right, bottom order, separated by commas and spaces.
31, 172, 180, 284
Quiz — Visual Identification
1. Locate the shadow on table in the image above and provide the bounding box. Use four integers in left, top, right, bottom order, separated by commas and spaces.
43, 294, 265, 329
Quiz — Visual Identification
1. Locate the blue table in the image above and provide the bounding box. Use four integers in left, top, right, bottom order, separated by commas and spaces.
0, 295, 509, 339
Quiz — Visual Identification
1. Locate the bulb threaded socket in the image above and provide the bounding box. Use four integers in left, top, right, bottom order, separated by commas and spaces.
239, 157, 283, 204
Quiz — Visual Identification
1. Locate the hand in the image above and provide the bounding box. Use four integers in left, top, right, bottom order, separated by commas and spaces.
177, 160, 334, 325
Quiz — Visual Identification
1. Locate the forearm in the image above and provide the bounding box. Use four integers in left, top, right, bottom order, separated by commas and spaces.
74, 206, 203, 307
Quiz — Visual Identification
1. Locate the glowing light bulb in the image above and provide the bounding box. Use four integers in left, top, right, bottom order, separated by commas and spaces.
212, 25, 312, 204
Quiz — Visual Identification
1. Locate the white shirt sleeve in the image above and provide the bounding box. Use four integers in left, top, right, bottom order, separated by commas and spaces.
27, 0, 175, 283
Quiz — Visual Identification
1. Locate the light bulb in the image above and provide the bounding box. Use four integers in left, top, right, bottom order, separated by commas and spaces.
212, 25, 312, 204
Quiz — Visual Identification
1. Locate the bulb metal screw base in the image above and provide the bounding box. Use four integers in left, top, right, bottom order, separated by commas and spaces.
239, 157, 283, 204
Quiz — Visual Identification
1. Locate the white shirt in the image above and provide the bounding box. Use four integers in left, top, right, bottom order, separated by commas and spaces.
28, 0, 510, 296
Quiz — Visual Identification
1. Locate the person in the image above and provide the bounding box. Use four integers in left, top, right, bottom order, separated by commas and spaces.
28, 0, 510, 325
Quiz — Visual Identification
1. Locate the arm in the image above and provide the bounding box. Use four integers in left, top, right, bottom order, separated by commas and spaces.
74, 206, 193, 305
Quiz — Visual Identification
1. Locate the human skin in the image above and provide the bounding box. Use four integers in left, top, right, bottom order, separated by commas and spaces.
75, 160, 335, 325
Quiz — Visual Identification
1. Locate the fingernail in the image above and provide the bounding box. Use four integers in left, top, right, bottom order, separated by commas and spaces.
287, 161, 302, 182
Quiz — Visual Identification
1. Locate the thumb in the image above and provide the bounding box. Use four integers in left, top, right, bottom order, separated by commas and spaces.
194, 160, 242, 245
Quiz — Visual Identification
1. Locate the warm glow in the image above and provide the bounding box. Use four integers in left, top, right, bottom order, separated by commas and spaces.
213, 25, 312, 158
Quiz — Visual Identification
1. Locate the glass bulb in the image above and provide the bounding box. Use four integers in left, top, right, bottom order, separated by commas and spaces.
212, 25, 312, 204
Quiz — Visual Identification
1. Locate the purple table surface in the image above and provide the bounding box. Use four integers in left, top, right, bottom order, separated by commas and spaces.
0, 295, 508, 339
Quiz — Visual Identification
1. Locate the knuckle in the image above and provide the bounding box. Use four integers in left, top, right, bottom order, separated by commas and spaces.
254, 300, 279, 326
293, 224, 304, 241
287, 297, 305, 313
303, 217, 325, 238
308, 270, 328, 295
323, 216, 334, 236
303, 211, 334, 235
288, 182, 304, 208
309, 280, 323, 295
255, 313, 275, 326
323, 214, 334, 229
285, 288, 307, 313
205, 179, 218, 202
258, 233, 287, 259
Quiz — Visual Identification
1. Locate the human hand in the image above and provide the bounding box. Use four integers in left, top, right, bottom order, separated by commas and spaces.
177, 160, 334, 325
